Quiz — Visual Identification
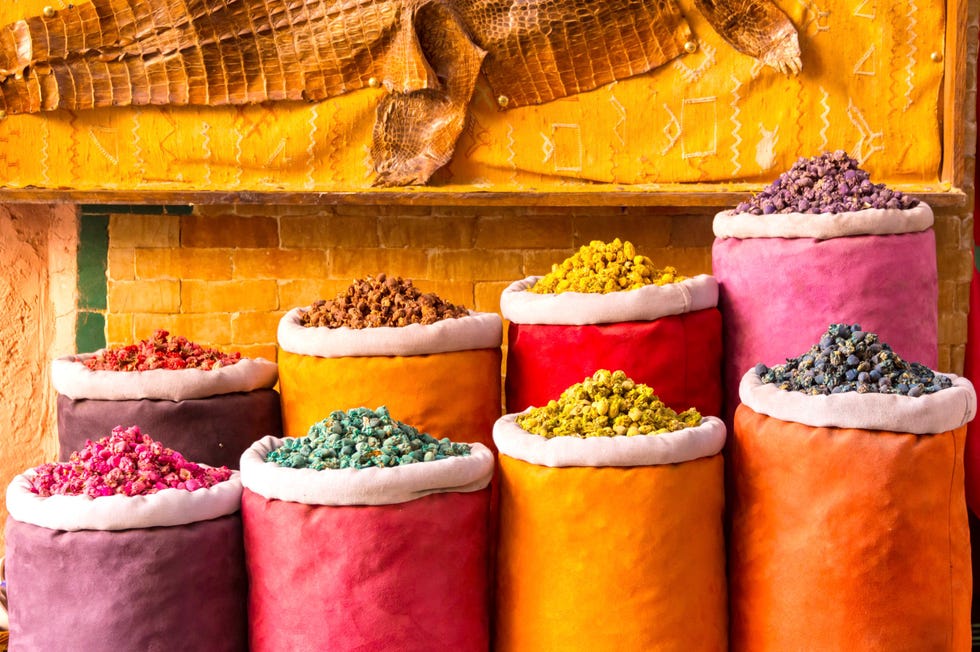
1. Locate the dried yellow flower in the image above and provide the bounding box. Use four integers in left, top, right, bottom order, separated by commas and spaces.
516, 369, 702, 438
529, 238, 685, 294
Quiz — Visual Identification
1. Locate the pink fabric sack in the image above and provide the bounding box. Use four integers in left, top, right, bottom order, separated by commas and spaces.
240, 437, 494, 652
712, 205, 938, 425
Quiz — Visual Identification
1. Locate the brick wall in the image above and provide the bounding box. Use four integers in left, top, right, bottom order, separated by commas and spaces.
100, 203, 971, 374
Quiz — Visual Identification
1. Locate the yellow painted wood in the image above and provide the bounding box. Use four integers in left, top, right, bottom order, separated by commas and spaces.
0, 0, 951, 193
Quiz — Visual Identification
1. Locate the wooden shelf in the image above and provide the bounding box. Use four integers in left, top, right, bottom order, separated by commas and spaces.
0, 183, 967, 209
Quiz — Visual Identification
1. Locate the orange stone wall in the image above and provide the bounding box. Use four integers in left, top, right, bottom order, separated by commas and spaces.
104, 206, 717, 364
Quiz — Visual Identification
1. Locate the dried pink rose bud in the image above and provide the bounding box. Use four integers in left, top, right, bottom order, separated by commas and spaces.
30, 425, 232, 498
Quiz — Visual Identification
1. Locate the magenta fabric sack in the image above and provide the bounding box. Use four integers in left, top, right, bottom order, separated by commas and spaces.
712, 204, 938, 425
53, 354, 281, 469
4, 470, 246, 652
240, 436, 494, 652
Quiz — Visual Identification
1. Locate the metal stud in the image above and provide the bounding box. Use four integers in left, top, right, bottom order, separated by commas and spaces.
497, 94, 509, 108
930, 51, 943, 63
367, 77, 379, 88
42, 6, 56, 17
684, 40, 698, 54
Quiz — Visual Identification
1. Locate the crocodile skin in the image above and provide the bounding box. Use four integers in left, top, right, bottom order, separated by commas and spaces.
0, 0, 800, 185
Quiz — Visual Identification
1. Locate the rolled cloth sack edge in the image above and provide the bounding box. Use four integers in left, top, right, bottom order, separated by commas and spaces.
51, 355, 278, 401
712, 203, 934, 240
277, 308, 503, 357
738, 370, 977, 433
5, 469, 242, 531
240, 435, 495, 505
492, 412, 726, 467
498, 274, 718, 325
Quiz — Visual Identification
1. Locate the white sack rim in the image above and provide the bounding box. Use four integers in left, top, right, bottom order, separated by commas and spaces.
499, 274, 718, 326
240, 436, 494, 506
6, 469, 242, 531
738, 370, 976, 434
277, 308, 502, 357
51, 355, 278, 401
712, 203, 933, 240
493, 413, 726, 468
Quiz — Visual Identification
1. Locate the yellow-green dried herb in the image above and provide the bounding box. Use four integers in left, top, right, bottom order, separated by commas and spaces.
516, 369, 701, 438
529, 238, 684, 294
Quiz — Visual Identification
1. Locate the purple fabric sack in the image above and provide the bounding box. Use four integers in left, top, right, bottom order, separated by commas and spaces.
712, 229, 938, 425
58, 389, 282, 469
5, 514, 247, 652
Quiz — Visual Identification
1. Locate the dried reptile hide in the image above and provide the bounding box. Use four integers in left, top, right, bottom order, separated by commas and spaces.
0, 0, 800, 186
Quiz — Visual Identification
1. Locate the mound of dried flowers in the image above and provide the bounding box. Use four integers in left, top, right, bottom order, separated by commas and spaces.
84, 330, 241, 371
530, 239, 684, 294
30, 425, 233, 498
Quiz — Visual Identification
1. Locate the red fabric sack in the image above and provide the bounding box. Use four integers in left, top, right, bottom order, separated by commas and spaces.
501, 275, 722, 417
240, 436, 494, 652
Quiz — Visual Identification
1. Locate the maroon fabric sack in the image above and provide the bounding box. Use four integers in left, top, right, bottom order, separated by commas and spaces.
57, 389, 282, 469
5, 514, 248, 652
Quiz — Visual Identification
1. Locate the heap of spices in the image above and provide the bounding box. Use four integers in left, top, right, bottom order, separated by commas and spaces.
84, 330, 241, 371
734, 150, 920, 215
301, 273, 470, 328
266, 406, 471, 470
754, 323, 952, 396
530, 239, 684, 294
30, 425, 233, 497
517, 369, 702, 438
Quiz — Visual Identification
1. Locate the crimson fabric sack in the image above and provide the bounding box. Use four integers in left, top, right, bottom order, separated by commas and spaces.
493, 413, 727, 651
712, 203, 938, 425
53, 354, 281, 469
501, 274, 722, 417
729, 369, 975, 651
277, 308, 502, 447
4, 470, 246, 652
240, 436, 495, 652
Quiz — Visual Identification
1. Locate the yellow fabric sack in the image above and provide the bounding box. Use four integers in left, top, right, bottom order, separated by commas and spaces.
279, 349, 501, 446
277, 309, 503, 447
493, 414, 727, 651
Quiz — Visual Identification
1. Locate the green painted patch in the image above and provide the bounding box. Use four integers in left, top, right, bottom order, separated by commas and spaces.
74, 205, 191, 353
75, 311, 106, 353
77, 213, 108, 310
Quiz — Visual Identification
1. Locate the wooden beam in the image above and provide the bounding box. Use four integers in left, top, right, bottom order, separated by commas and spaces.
0, 185, 965, 209
941, 0, 969, 187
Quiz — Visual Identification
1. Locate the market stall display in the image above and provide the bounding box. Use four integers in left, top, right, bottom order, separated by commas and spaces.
729, 325, 975, 650
277, 275, 502, 447
240, 408, 494, 652
712, 151, 938, 425
494, 371, 727, 651
53, 330, 281, 469
4, 427, 247, 651
502, 239, 722, 417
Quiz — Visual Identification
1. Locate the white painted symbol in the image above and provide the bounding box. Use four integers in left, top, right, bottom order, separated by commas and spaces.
854, 0, 875, 19
853, 45, 876, 76
755, 123, 779, 171
672, 41, 717, 83
681, 96, 717, 159
729, 75, 743, 175
847, 98, 884, 164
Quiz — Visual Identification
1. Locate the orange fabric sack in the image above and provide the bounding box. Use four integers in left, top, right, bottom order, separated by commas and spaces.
277, 308, 502, 447
729, 371, 976, 651
493, 414, 728, 652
